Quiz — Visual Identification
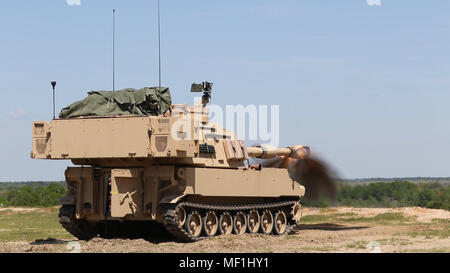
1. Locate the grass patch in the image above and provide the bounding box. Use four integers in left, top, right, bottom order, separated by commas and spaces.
0, 207, 73, 242
405, 227, 450, 239
399, 218, 450, 239
402, 248, 450, 253
300, 213, 357, 224
300, 212, 413, 225
407, 230, 450, 239
431, 218, 450, 225
295, 246, 335, 252
376, 237, 410, 246
340, 213, 414, 225
345, 240, 368, 249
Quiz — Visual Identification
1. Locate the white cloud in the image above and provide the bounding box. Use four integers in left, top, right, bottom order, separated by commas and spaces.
367, 0, 382, 6
7, 109, 28, 119
66, 0, 81, 6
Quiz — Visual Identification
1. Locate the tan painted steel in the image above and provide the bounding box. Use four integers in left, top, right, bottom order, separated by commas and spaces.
183, 167, 305, 197
31, 105, 243, 168
52, 117, 151, 159
247, 145, 311, 159
64, 165, 305, 222
110, 168, 144, 218
33, 102, 308, 224
65, 167, 98, 219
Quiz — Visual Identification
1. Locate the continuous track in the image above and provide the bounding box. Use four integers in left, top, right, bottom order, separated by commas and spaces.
162, 200, 299, 242
59, 200, 301, 242
58, 205, 98, 241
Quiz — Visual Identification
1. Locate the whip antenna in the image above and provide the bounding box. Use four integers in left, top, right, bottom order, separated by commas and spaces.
51, 81, 56, 119
113, 8, 116, 93
157, 0, 161, 90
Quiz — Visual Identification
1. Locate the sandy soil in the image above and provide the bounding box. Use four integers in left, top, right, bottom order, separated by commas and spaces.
306, 206, 450, 223
0, 208, 39, 213
0, 207, 448, 253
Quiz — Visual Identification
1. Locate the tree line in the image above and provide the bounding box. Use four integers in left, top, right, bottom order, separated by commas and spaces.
0, 183, 66, 207
0, 180, 448, 210
334, 180, 449, 210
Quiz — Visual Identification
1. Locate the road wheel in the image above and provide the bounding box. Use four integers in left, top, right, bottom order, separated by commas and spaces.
233, 212, 247, 235
274, 211, 287, 235
185, 211, 202, 238
247, 210, 260, 234
219, 212, 233, 235
260, 210, 274, 235
203, 211, 219, 237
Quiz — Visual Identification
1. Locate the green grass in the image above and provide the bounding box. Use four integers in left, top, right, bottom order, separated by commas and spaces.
406, 229, 450, 239
254, 248, 274, 253
345, 240, 368, 249
405, 222, 450, 239
392, 219, 450, 239
376, 237, 410, 246
402, 248, 450, 253
0, 208, 73, 242
300, 213, 357, 223
341, 213, 414, 224
430, 218, 450, 225
295, 246, 337, 252
300, 212, 414, 225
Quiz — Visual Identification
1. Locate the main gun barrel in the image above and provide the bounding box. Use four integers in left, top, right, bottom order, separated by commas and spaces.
247, 145, 311, 160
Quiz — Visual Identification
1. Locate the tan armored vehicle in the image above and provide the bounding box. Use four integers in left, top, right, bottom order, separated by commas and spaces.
31, 83, 312, 241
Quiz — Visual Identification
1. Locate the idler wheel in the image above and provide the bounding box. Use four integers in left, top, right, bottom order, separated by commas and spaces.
219, 212, 233, 235
274, 211, 287, 235
203, 211, 219, 237
247, 210, 260, 234
185, 211, 202, 238
176, 206, 186, 227
233, 212, 247, 235
260, 210, 274, 235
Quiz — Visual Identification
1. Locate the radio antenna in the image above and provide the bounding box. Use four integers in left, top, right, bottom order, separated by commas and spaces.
51, 81, 56, 119
157, 0, 162, 90
112, 8, 116, 93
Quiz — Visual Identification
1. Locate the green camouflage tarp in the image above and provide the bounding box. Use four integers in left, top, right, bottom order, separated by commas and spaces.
59, 87, 171, 118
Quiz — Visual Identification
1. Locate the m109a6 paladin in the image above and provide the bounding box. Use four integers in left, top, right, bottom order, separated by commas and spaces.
31, 83, 312, 242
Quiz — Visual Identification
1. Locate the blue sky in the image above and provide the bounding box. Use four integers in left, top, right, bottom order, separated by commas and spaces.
0, 0, 449, 181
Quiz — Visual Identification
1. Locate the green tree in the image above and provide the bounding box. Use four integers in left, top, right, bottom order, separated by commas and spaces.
6, 183, 66, 207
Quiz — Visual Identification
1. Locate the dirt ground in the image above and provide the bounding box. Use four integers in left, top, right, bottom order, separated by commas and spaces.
0, 207, 448, 253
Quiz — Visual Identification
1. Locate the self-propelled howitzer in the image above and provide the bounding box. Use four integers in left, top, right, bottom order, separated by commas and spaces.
31, 85, 308, 241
